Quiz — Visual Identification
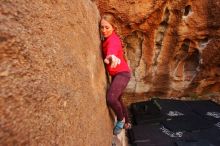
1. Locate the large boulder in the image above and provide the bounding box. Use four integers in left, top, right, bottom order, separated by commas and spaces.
0, 0, 112, 145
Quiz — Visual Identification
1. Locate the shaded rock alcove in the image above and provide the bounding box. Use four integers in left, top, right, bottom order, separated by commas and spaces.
94, 0, 220, 103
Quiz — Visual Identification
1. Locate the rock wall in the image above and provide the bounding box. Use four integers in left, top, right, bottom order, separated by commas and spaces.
0, 0, 113, 146
95, 0, 220, 103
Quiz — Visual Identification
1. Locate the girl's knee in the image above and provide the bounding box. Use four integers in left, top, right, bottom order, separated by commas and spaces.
107, 97, 117, 106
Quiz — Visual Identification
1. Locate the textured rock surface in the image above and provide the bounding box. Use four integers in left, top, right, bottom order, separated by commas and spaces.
95, 0, 220, 103
0, 0, 113, 145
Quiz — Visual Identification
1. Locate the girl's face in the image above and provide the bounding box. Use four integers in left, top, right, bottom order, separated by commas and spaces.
100, 19, 114, 38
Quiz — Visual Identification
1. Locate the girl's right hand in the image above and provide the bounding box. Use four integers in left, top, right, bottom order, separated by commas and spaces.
104, 55, 121, 68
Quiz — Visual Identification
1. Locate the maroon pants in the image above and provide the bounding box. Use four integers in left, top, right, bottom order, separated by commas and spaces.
107, 72, 131, 122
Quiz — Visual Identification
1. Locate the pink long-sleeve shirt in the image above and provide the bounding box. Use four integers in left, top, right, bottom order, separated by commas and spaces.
102, 31, 130, 76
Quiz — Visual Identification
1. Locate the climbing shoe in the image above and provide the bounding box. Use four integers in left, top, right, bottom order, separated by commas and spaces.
113, 120, 124, 135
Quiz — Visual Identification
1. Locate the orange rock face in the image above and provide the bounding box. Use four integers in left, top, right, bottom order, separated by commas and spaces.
95, 0, 220, 102
0, 0, 112, 145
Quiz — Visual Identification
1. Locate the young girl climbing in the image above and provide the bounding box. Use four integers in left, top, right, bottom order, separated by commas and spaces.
100, 13, 131, 135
